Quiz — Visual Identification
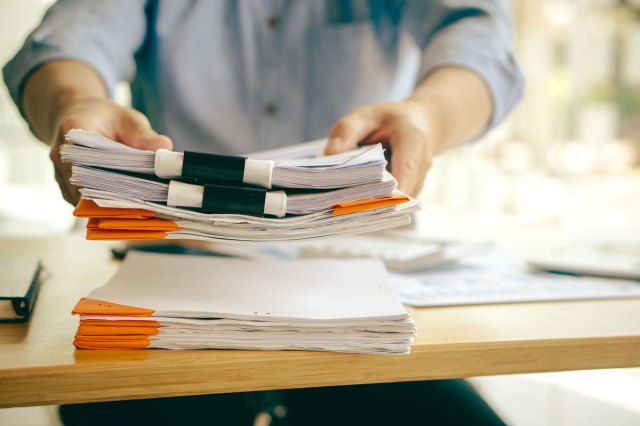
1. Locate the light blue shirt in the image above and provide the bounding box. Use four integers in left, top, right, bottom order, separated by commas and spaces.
4, 0, 523, 154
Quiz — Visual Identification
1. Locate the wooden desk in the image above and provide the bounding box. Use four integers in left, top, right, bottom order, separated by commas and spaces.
1, 235, 639, 408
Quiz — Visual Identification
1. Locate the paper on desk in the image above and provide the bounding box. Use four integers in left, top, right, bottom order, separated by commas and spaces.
84, 252, 409, 321
72, 252, 416, 353
390, 250, 640, 307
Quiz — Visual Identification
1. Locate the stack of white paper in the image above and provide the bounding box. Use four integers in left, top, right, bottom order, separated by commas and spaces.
71, 166, 169, 202
61, 129, 387, 189
70, 165, 398, 215
79, 188, 417, 243
61, 134, 156, 173
72, 252, 416, 354
61, 129, 419, 244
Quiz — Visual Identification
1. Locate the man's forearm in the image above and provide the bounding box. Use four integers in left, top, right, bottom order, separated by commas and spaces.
22, 60, 109, 144
19, 60, 170, 205
407, 66, 493, 155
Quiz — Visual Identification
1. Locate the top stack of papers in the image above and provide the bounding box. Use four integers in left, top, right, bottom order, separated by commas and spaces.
62, 130, 420, 244
72, 252, 417, 354
62, 129, 388, 189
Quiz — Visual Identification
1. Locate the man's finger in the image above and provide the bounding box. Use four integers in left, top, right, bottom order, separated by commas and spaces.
50, 136, 77, 204
118, 111, 173, 151
135, 132, 173, 151
389, 130, 428, 197
325, 107, 380, 155
54, 163, 78, 205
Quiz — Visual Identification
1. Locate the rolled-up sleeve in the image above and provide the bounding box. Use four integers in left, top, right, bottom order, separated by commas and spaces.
3, 0, 148, 114
408, 0, 524, 130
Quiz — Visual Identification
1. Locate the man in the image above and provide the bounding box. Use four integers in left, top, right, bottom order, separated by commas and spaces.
4, 1, 523, 424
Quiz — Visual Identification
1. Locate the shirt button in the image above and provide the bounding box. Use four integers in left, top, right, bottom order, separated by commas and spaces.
263, 103, 277, 115
267, 16, 279, 28
273, 405, 287, 419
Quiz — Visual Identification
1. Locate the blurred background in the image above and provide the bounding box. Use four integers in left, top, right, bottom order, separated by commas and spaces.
0, 0, 639, 425
1, 0, 640, 235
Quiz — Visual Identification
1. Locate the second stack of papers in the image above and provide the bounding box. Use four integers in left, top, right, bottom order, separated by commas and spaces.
72, 252, 417, 354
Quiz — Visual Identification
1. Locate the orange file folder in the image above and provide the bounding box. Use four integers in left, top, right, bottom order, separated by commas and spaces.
73, 338, 151, 349
73, 298, 158, 349
332, 193, 410, 216
72, 298, 155, 317
77, 324, 159, 336
87, 217, 181, 231
86, 229, 170, 241
74, 198, 156, 219
80, 319, 160, 327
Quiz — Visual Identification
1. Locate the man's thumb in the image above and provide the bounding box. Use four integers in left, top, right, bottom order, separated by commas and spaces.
325, 109, 378, 155
119, 111, 173, 151
135, 132, 173, 151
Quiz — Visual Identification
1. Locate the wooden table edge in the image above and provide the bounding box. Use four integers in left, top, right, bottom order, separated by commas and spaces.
2, 335, 639, 408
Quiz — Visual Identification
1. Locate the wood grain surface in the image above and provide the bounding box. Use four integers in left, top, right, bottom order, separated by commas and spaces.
1, 235, 639, 408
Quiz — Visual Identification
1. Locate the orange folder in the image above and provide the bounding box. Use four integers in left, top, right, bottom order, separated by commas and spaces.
77, 324, 159, 336
75, 335, 153, 342
72, 298, 155, 317
87, 217, 181, 231
80, 319, 160, 327
73, 298, 158, 349
73, 338, 151, 349
86, 229, 169, 241
331, 193, 410, 216
74, 198, 156, 219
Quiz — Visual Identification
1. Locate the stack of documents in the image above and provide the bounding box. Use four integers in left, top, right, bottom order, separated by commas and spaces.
69, 165, 399, 215
72, 252, 417, 354
62, 130, 419, 243
62, 130, 388, 189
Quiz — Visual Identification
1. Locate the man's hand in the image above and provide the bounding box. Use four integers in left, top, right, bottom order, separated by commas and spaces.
325, 67, 493, 198
325, 100, 442, 197
50, 99, 172, 205
21, 60, 172, 205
